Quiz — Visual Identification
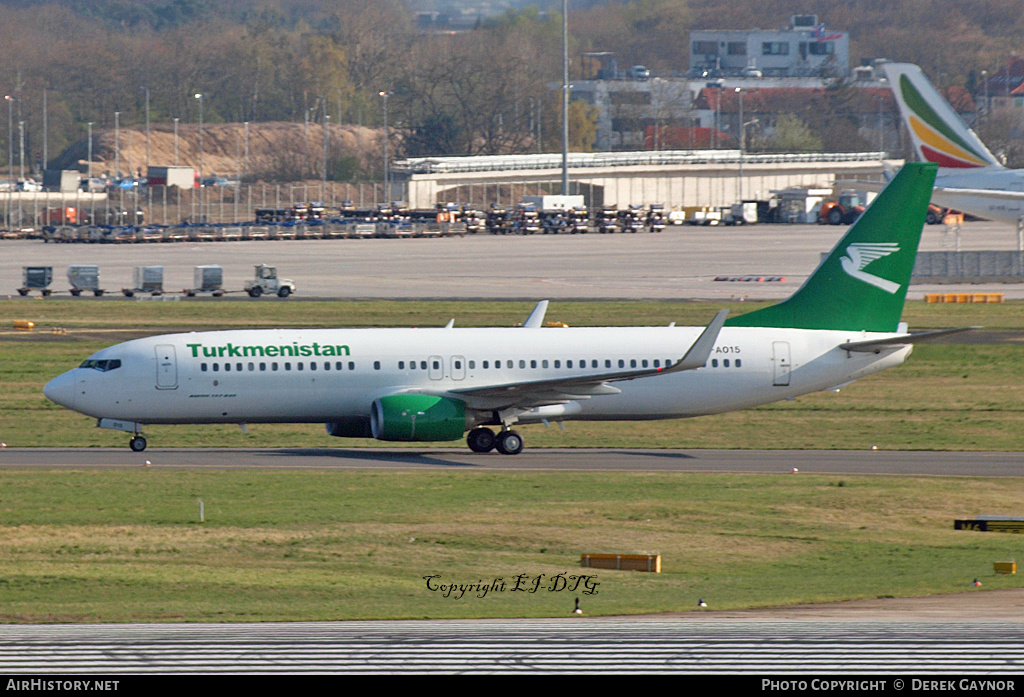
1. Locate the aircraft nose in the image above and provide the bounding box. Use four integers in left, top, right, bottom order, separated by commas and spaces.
44, 371, 76, 409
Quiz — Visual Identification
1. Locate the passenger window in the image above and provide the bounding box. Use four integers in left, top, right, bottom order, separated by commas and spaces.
213, 363, 220, 372
272, 362, 279, 371
399, 361, 405, 370
201, 363, 208, 372
260, 363, 266, 371
285, 362, 292, 371
374, 361, 381, 370
483, 361, 489, 369
712, 359, 718, 367
310, 362, 316, 371
519, 360, 526, 369
530, 360, 537, 369
736, 359, 742, 368
724, 359, 730, 367
349, 362, 355, 370
554, 360, 560, 368
335, 362, 342, 371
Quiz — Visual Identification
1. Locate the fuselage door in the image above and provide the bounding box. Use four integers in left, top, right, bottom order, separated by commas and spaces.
428, 355, 444, 380
451, 356, 466, 381
772, 341, 791, 387
156, 344, 178, 390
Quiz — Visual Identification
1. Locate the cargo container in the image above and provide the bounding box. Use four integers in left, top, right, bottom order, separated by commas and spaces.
18, 266, 53, 296
146, 165, 196, 189
67, 264, 104, 296
123, 266, 164, 297
185, 265, 224, 296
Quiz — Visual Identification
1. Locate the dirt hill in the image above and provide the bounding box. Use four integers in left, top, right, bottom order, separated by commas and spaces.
49, 121, 385, 182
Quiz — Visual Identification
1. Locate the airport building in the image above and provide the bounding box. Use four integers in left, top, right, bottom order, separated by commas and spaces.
688, 15, 850, 79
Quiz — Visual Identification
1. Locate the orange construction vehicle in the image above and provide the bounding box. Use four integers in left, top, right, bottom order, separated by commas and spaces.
818, 191, 865, 225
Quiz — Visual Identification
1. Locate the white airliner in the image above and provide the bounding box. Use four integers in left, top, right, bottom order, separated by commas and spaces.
883, 62, 1024, 226
45, 163, 968, 455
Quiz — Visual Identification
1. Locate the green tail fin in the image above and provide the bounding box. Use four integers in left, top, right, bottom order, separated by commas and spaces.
725, 162, 937, 332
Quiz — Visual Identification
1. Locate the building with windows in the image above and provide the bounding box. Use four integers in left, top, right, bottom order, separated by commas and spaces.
689, 15, 849, 78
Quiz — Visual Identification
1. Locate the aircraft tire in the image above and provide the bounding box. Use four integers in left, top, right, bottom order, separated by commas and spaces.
467, 427, 497, 453
495, 430, 524, 455
129, 436, 147, 452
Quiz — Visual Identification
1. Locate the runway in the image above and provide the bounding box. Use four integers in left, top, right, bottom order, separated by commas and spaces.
0, 618, 1022, 674
2, 447, 1022, 476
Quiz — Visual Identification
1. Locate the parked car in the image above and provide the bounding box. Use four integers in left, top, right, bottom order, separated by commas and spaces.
630, 65, 650, 80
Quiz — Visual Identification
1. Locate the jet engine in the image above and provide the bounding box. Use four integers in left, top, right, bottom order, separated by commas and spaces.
370, 394, 469, 442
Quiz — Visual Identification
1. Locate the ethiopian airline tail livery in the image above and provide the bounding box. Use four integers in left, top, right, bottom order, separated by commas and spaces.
883, 62, 1024, 226
45, 163, 966, 455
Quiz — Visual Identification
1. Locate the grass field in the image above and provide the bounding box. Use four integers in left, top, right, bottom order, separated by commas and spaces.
0, 298, 1020, 622
0, 469, 1021, 623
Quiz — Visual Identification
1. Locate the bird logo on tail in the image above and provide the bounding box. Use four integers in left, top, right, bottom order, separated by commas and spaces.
840, 243, 901, 294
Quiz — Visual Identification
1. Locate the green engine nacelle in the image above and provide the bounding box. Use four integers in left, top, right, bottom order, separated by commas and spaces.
370, 394, 468, 442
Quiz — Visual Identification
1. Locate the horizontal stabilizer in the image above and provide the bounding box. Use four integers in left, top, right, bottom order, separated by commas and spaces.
839, 326, 978, 352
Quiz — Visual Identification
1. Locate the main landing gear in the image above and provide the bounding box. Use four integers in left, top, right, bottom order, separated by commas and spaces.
466, 427, 524, 455
129, 435, 147, 452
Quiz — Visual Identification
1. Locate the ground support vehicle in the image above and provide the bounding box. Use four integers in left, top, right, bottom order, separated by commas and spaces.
646, 204, 667, 232
244, 264, 296, 298
598, 206, 619, 233
819, 191, 866, 225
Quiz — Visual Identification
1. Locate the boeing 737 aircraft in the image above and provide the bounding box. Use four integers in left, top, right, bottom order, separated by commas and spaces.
883, 62, 1024, 226
45, 163, 967, 455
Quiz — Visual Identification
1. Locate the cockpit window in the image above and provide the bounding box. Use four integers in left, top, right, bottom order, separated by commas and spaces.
79, 359, 122, 372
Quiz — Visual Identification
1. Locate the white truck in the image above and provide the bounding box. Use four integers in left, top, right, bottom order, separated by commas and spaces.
244, 264, 296, 298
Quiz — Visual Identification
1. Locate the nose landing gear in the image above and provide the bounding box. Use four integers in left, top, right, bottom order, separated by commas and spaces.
129, 435, 147, 452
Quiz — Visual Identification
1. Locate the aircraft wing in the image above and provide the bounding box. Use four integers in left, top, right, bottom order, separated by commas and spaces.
839, 326, 978, 352
442, 310, 728, 410
933, 186, 1024, 202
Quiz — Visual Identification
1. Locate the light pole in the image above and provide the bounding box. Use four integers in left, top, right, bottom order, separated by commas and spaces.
379, 90, 389, 202
86, 122, 93, 182
173, 118, 179, 165
114, 111, 120, 179
981, 69, 988, 120
735, 87, 743, 201
142, 87, 150, 176
194, 93, 203, 218
561, 0, 569, 195
87, 121, 94, 224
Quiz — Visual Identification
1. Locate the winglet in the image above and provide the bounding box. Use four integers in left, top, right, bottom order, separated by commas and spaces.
523, 300, 550, 328
671, 309, 729, 372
